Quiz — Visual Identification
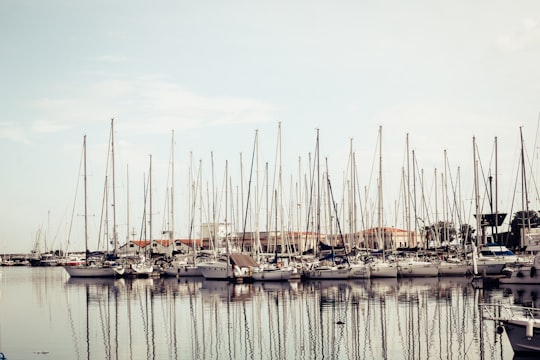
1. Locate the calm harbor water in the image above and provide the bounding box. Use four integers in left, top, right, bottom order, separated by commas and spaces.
0, 266, 522, 359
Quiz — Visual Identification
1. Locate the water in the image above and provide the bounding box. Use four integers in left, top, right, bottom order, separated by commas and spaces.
0, 267, 520, 359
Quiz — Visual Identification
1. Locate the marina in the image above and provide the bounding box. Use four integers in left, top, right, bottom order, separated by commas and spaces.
0, 266, 525, 359
4, 2, 540, 360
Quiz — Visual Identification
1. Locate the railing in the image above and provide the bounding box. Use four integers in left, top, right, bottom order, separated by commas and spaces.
481, 302, 539, 322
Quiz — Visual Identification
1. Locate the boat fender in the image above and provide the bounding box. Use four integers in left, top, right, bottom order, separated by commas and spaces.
526, 319, 535, 339
517, 271, 524, 278
496, 325, 504, 334
531, 266, 537, 277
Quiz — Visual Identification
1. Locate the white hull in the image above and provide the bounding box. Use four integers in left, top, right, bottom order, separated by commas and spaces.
164, 265, 202, 277
349, 263, 371, 279
500, 266, 540, 284
64, 265, 124, 278
398, 261, 439, 277
197, 261, 233, 280
125, 263, 154, 277
437, 261, 471, 277
304, 265, 350, 279
475, 259, 506, 275
499, 255, 540, 284
369, 262, 398, 278
252, 267, 293, 281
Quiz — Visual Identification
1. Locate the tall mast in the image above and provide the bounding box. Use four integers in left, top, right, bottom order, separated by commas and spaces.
406, 133, 411, 248
520, 127, 530, 246
473, 136, 481, 246
378, 125, 384, 250
110, 118, 118, 253
316, 128, 320, 248
472, 136, 480, 275
126, 164, 130, 246
149, 154, 153, 255
170, 130, 175, 257
83, 135, 88, 262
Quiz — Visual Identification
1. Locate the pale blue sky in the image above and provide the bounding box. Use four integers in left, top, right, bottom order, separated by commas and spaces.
1, 1, 540, 254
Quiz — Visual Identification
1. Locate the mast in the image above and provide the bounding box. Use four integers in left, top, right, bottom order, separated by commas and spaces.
83, 135, 88, 263
378, 125, 384, 250
520, 127, 530, 247
110, 118, 118, 253
316, 128, 321, 252
225, 159, 229, 253
149, 154, 153, 256
170, 130, 175, 257
406, 133, 411, 248
126, 165, 130, 248
472, 136, 480, 275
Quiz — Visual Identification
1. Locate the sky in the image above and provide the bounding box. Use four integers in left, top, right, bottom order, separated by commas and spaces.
2, 0, 540, 254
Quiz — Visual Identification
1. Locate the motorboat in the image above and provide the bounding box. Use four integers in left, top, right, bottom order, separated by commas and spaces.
500, 255, 540, 285
476, 243, 520, 275
482, 303, 540, 356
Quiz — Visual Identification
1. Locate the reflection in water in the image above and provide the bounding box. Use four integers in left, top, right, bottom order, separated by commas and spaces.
0, 267, 518, 359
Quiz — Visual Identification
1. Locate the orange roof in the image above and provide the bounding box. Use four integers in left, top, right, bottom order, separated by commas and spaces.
176, 238, 204, 246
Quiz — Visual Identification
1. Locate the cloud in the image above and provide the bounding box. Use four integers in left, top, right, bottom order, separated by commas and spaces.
25, 78, 277, 137
497, 18, 540, 53
0, 122, 31, 144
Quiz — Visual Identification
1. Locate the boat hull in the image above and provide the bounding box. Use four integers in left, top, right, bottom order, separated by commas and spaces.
304, 266, 350, 280
64, 265, 124, 278
499, 256, 540, 284
252, 267, 293, 281
164, 265, 202, 277
349, 263, 371, 279
369, 262, 398, 278
124, 263, 154, 278
197, 261, 233, 280
398, 261, 439, 277
504, 319, 540, 355
476, 260, 506, 275
437, 262, 471, 277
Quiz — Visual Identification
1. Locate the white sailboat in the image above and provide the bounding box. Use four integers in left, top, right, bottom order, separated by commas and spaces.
397, 258, 439, 277
164, 146, 203, 277
437, 256, 471, 276
370, 126, 398, 278
64, 126, 124, 278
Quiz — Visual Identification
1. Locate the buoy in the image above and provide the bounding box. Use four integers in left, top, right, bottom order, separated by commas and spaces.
526, 319, 535, 339
496, 325, 504, 334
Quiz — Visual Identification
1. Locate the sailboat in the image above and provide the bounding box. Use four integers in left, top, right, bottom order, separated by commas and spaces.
369, 126, 398, 278
301, 130, 352, 280
164, 140, 203, 277
122, 155, 154, 278
64, 127, 124, 278
197, 159, 258, 281
397, 135, 438, 278
250, 126, 294, 282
